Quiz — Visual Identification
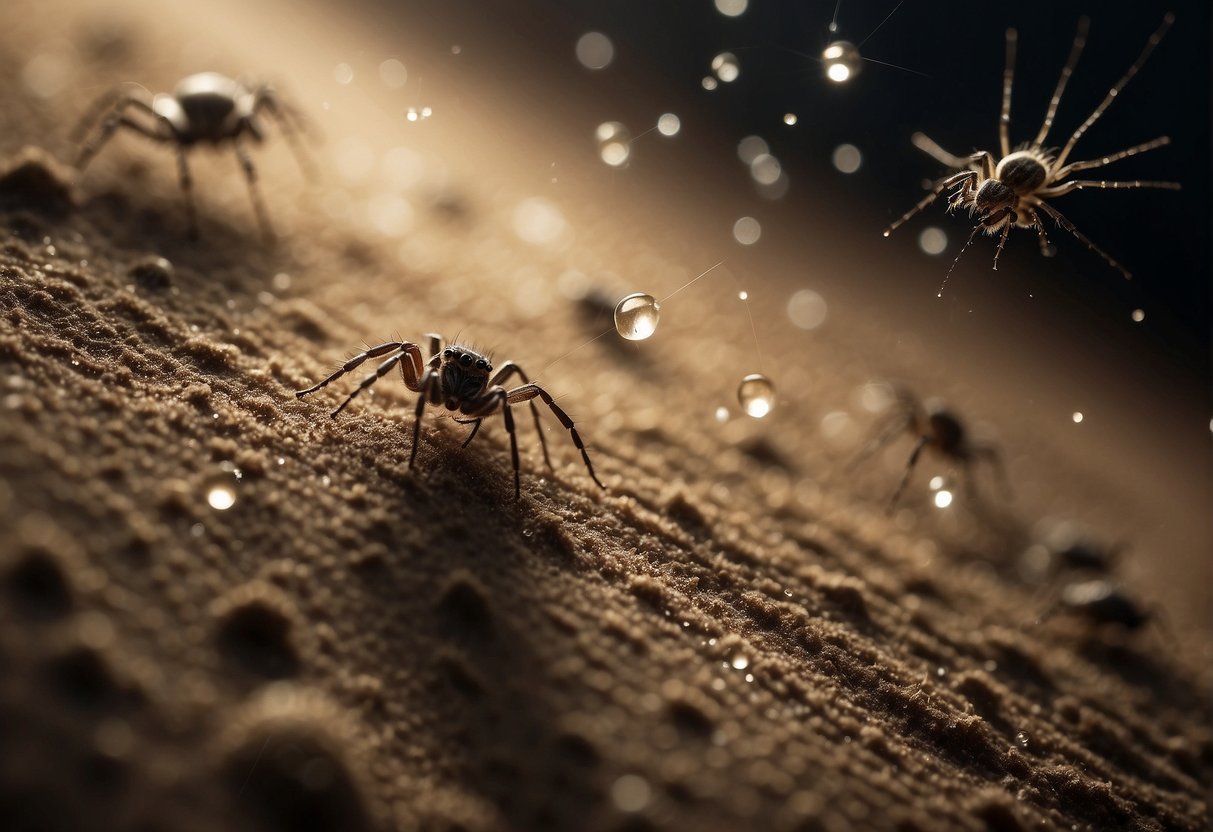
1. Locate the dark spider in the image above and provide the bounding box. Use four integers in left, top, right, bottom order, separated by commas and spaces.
884, 15, 1180, 286
853, 385, 1008, 510
72, 72, 312, 239
295, 334, 605, 499
1055, 580, 1151, 631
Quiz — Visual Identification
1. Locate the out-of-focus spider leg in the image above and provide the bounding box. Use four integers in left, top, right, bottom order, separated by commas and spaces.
252, 87, 318, 178
1055, 13, 1174, 168
1033, 200, 1131, 278
911, 133, 971, 170
296, 341, 412, 397
1053, 136, 1171, 179
330, 352, 404, 418
969, 441, 1013, 500
888, 435, 930, 512
75, 96, 162, 168
175, 148, 199, 240
883, 169, 974, 236
849, 411, 913, 471
508, 384, 605, 490
233, 137, 274, 242
488, 362, 552, 469
1039, 178, 1181, 197
1000, 27, 1018, 158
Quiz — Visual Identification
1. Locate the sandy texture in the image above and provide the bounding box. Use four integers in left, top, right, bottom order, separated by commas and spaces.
1, 1, 1210, 830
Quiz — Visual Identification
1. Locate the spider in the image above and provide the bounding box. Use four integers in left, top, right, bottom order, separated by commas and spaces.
1053, 580, 1151, 631
853, 385, 1007, 510
883, 14, 1180, 286
294, 334, 606, 499
72, 72, 311, 240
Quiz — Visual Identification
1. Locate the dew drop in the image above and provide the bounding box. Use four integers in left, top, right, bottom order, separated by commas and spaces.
405, 106, 433, 122
613, 293, 661, 341
738, 374, 776, 419
731, 654, 749, 670
822, 41, 862, 83
749, 153, 782, 186
933, 490, 953, 509
918, 227, 948, 256
1131, 308, 1145, 322
657, 113, 681, 136
732, 216, 761, 245
714, 406, 730, 424
596, 121, 632, 167
783, 113, 798, 126
379, 58, 408, 88
711, 52, 740, 83
333, 63, 354, 85
701, 76, 719, 90
1071, 411, 1083, 424
1015, 730, 1030, 749
207, 485, 236, 511
786, 289, 827, 330
714, 0, 748, 16
737, 135, 769, 164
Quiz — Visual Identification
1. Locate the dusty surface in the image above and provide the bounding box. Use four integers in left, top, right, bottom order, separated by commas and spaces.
1, 1, 1210, 830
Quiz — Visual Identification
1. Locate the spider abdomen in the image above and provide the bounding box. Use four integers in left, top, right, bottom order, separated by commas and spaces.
996, 151, 1048, 194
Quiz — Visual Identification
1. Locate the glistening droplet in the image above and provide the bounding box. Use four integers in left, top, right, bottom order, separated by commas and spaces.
822, 41, 862, 83
738, 374, 776, 418
614, 293, 661, 341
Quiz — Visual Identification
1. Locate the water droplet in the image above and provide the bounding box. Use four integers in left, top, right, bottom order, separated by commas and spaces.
207, 485, 236, 511
738, 374, 776, 419
711, 52, 740, 83
737, 135, 769, 164
1131, 308, 1145, 322
575, 32, 614, 69
731, 654, 749, 670
596, 121, 632, 167
831, 143, 862, 174
936, 666, 947, 678
783, 588, 793, 597
405, 106, 433, 122
822, 41, 862, 83
933, 489, 953, 509
701, 76, 719, 90
1072, 411, 1084, 424
787, 289, 827, 330
614, 293, 661, 341
276, 457, 286, 466
714, 406, 730, 424
657, 113, 681, 136
733, 216, 761, 245
918, 227, 948, 255
714, 0, 748, 17
783, 113, 798, 125
611, 774, 652, 812
745, 673, 754, 682
379, 58, 408, 88
737, 290, 748, 301
333, 63, 354, 85
1015, 730, 1030, 749
750, 153, 781, 185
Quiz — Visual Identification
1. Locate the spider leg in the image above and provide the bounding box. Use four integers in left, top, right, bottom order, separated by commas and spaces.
455, 418, 483, 448
74, 94, 164, 168
507, 384, 605, 490
910, 133, 971, 170
1038, 178, 1181, 197
1033, 199, 1131, 279
233, 137, 275, 242
849, 410, 914, 471
329, 352, 403, 418
1034, 17, 1089, 146
1055, 13, 1174, 169
888, 435, 930, 512
1000, 27, 1018, 158
883, 169, 974, 236
1053, 136, 1171, 179
488, 362, 552, 469
986, 206, 1018, 271
251, 86, 318, 178
936, 222, 983, 297
423, 333, 444, 359
175, 148, 199, 240
968, 441, 1013, 500
296, 341, 409, 397
409, 369, 438, 468
1021, 207, 1053, 256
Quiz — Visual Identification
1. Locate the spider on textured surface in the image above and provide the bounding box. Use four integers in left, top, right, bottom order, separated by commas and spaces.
295, 334, 605, 499
884, 14, 1181, 291
72, 72, 312, 240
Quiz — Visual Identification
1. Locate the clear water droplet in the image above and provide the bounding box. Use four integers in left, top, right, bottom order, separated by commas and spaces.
596, 121, 632, 167
701, 76, 719, 91
822, 41, 862, 83
714, 406, 730, 424
919, 227, 948, 256
787, 289, 827, 330
711, 52, 740, 83
832, 143, 862, 174
714, 0, 748, 17
657, 113, 681, 137
783, 113, 798, 125
731, 654, 749, 670
738, 374, 776, 418
575, 32, 614, 70
614, 293, 661, 341
733, 216, 762, 245
1131, 308, 1145, 322
1015, 730, 1030, 749
1072, 411, 1084, 423
405, 106, 433, 122
933, 489, 953, 509
936, 666, 947, 678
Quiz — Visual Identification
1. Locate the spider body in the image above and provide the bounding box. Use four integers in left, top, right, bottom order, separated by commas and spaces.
854, 386, 1007, 510
73, 72, 311, 239
295, 334, 605, 499
1058, 580, 1150, 630
884, 15, 1181, 283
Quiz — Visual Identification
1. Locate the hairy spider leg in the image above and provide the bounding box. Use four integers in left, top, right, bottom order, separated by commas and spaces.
507, 384, 605, 490
882, 168, 974, 236
911, 132, 971, 170
1039, 178, 1181, 197
75, 95, 171, 169
409, 369, 439, 468
1054, 13, 1175, 169
985, 206, 1018, 271
458, 387, 524, 497
999, 28, 1018, 158
1031, 199, 1131, 278
1034, 17, 1089, 146
1053, 136, 1172, 180
295, 341, 419, 398
487, 363, 552, 469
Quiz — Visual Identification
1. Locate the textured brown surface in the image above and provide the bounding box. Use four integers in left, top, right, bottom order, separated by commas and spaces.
1, 2, 1210, 831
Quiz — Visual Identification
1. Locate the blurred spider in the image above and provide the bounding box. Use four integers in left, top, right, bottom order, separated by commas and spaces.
1052, 579, 1151, 631
853, 386, 1007, 510
73, 72, 312, 239
884, 14, 1180, 285
295, 334, 605, 499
